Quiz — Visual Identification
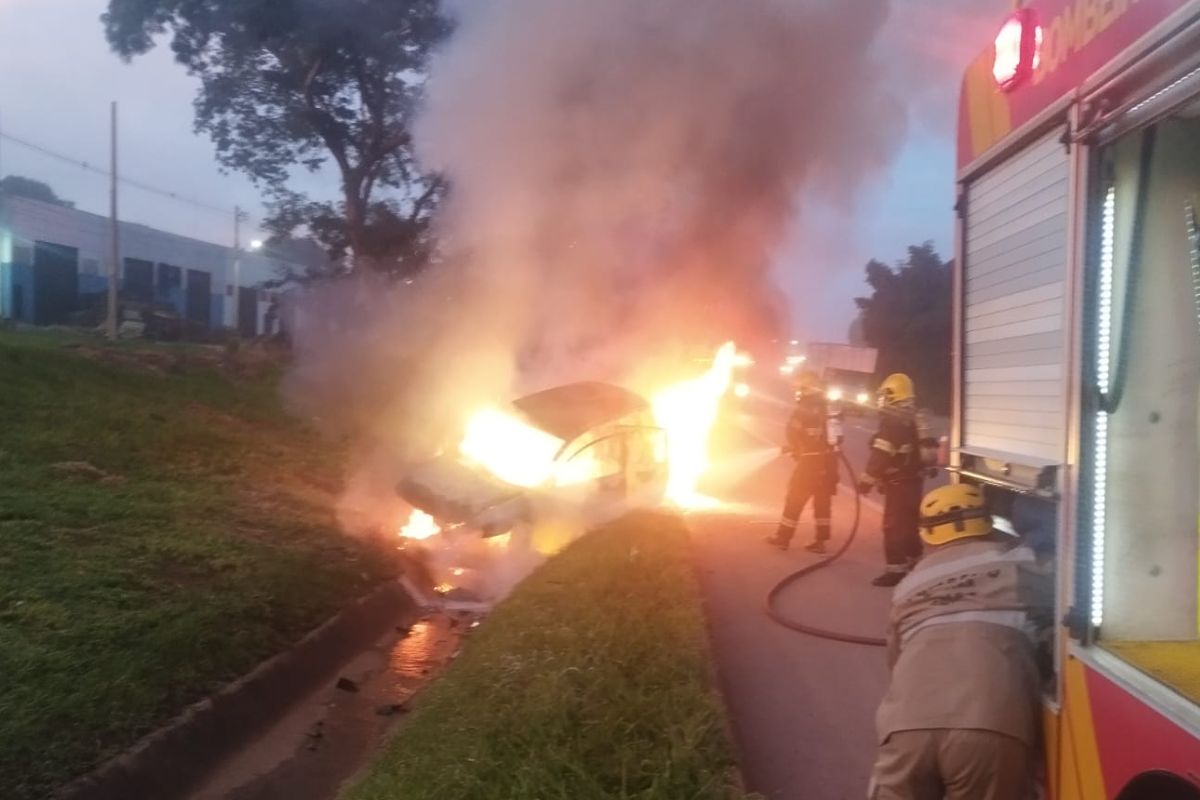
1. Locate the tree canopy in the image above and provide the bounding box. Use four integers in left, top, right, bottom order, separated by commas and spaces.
102, 0, 449, 278
854, 242, 952, 414
0, 175, 74, 208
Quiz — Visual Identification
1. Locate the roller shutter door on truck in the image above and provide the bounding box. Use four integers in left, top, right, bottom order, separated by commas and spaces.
962, 127, 1069, 464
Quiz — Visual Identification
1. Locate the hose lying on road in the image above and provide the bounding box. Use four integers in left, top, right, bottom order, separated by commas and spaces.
762, 449, 886, 647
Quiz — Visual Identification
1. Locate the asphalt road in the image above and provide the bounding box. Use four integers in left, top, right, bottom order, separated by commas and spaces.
688, 391, 948, 800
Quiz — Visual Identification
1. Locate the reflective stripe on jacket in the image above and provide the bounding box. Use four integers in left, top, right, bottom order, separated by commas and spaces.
864, 407, 921, 481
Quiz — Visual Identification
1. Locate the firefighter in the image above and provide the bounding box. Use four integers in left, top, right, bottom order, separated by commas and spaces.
766, 370, 842, 553
869, 483, 1053, 800
857, 373, 930, 587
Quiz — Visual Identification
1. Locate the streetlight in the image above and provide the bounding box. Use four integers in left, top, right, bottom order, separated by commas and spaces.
230, 207, 258, 333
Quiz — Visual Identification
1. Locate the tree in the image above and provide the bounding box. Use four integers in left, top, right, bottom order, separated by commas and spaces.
103, 0, 450, 278
854, 242, 952, 414
258, 234, 338, 286
847, 313, 867, 347
0, 175, 74, 208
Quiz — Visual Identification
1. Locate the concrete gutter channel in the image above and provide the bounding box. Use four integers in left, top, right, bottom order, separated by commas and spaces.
57, 579, 458, 800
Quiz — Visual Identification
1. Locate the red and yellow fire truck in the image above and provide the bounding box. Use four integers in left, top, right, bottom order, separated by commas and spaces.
953, 2, 1200, 797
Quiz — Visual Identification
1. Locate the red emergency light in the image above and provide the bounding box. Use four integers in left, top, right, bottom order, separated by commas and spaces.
993, 7, 1043, 92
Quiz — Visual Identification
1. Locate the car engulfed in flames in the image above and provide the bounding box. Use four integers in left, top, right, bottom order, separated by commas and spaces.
398, 342, 741, 531
397, 381, 670, 543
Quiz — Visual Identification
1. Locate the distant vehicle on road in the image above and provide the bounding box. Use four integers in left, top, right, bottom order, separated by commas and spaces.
805, 342, 878, 417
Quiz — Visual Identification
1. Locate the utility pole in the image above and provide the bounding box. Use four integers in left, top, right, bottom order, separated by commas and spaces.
232, 206, 243, 335
107, 102, 120, 342
0, 109, 5, 321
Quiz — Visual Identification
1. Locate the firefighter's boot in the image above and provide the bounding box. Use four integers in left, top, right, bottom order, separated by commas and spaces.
805, 518, 832, 554
766, 528, 792, 550
871, 569, 906, 587
767, 514, 798, 550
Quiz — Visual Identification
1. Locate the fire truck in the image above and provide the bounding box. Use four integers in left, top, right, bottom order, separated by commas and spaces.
952, 2, 1200, 797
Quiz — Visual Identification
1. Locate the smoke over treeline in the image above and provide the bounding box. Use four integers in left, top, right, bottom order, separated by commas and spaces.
286, 0, 906, 529
418, 0, 903, 376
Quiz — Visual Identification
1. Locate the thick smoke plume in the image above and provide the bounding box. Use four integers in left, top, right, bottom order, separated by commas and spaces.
287, 0, 906, 538
417, 0, 903, 391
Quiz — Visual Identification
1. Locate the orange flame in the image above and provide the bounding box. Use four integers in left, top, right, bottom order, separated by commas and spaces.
399, 509, 441, 540
485, 532, 513, 549
652, 341, 737, 509
458, 408, 564, 488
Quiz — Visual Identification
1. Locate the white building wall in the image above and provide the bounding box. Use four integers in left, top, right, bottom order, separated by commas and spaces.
0, 194, 297, 331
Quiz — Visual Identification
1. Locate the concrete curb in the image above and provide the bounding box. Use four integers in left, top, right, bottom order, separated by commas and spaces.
57, 580, 417, 800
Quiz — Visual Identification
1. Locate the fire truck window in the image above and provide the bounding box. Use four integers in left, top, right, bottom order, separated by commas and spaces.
1097, 110, 1200, 700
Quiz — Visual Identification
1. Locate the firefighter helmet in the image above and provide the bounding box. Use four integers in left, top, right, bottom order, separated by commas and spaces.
793, 369, 824, 398
918, 483, 992, 546
876, 373, 915, 407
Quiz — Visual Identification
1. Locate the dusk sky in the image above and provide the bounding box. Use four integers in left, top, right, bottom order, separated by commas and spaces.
0, 0, 1011, 342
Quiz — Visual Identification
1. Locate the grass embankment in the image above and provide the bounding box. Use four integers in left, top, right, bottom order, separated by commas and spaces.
0, 331, 393, 800
344, 512, 751, 800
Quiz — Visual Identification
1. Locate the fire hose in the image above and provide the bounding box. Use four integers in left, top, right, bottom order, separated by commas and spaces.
762, 448, 887, 647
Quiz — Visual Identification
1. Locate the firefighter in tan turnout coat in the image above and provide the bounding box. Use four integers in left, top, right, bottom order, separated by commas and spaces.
869, 483, 1054, 800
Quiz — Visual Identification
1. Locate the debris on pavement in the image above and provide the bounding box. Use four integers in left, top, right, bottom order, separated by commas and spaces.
375, 703, 409, 717
304, 721, 325, 752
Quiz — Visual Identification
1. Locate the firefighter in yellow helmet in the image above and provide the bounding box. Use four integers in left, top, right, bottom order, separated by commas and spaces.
869, 483, 1053, 800
766, 369, 842, 553
857, 373, 932, 586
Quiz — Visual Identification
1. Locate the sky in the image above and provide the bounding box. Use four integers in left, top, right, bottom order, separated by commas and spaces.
0, 0, 1011, 342
773, 0, 1013, 341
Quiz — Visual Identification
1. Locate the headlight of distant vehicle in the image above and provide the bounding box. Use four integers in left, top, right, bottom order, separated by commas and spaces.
856, 391, 870, 405
827, 387, 844, 402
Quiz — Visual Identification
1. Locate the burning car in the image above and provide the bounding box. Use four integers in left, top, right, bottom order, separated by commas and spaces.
395, 344, 738, 602
397, 381, 670, 543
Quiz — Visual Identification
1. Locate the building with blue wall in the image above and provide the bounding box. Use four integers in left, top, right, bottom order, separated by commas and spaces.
0, 193, 298, 335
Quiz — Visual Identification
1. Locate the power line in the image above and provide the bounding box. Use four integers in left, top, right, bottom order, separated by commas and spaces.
0, 127, 244, 219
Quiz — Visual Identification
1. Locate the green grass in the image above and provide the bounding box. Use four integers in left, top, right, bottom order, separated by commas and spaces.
343, 512, 751, 800
0, 330, 395, 800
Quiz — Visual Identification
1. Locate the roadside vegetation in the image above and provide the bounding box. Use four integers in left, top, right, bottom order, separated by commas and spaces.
0, 331, 395, 800
344, 511, 751, 800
